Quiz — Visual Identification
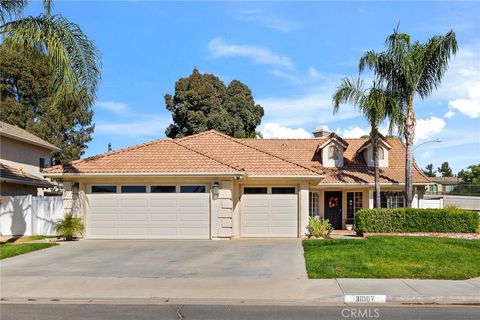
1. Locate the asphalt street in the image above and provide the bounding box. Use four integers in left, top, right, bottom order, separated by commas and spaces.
1, 304, 479, 320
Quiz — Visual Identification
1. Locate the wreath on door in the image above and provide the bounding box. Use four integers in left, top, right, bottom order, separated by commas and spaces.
328, 196, 339, 208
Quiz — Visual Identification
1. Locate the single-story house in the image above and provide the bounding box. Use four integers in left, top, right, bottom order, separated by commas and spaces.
42, 128, 431, 239
426, 176, 463, 195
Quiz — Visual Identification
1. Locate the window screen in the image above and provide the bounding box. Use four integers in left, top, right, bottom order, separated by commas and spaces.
272, 187, 296, 194
121, 186, 146, 193
243, 187, 268, 194
92, 186, 117, 193
180, 185, 206, 193
151, 186, 176, 193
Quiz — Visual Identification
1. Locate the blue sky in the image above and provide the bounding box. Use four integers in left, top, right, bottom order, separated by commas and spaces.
25, 1, 480, 173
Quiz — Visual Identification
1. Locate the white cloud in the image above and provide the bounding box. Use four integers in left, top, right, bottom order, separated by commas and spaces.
308, 67, 323, 80
95, 101, 129, 114
260, 123, 311, 138
270, 69, 302, 84
341, 126, 370, 138
257, 84, 360, 127
208, 38, 293, 68
448, 84, 480, 118
236, 8, 295, 32
444, 110, 455, 118
415, 117, 446, 143
96, 116, 169, 137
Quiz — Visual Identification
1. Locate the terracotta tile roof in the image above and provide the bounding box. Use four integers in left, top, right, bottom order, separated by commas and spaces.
1, 163, 54, 187
43, 130, 430, 184
242, 137, 430, 184
0, 121, 60, 151
177, 131, 320, 176
43, 138, 242, 174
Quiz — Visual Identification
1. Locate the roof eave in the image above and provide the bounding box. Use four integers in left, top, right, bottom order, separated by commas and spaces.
0, 177, 54, 188
0, 132, 61, 151
43, 171, 246, 178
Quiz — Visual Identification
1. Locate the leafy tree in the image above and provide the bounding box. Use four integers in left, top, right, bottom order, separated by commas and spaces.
0, 43, 94, 164
423, 164, 436, 177
437, 162, 453, 177
333, 77, 402, 208
165, 69, 264, 138
0, 0, 101, 105
359, 27, 457, 207
458, 164, 480, 184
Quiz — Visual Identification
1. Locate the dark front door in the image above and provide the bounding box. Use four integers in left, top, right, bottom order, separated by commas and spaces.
324, 191, 342, 229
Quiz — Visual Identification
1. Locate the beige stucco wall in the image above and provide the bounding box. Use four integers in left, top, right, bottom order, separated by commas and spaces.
321, 141, 344, 168
1, 136, 52, 176
363, 145, 389, 168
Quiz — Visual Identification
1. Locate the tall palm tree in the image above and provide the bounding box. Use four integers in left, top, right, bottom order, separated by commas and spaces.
0, 0, 101, 105
359, 28, 457, 207
333, 78, 402, 208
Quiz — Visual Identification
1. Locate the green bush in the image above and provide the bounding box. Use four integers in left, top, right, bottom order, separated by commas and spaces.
54, 214, 84, 241
307, 217, 334, 238
355, 208, 479, 235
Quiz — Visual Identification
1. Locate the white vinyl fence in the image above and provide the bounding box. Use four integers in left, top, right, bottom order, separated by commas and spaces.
0, 196, 64, 236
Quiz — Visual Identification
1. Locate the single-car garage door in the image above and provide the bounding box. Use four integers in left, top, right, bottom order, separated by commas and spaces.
240, 186, 298, 237
86, 187, 209, 239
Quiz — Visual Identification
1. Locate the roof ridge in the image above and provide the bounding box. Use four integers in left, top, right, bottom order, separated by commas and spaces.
170, 139, 243, 173
42, 138, 170, 172
207, 130, 322, 175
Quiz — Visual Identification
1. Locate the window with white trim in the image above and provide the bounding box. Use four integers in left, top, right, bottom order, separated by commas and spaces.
347, 192, 363, 224
328, 145, 339, 160
309, 192, 319, 217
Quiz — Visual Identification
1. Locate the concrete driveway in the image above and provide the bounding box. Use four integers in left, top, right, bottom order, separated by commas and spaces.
1, 239, 337, 302
1, 239, 306, 279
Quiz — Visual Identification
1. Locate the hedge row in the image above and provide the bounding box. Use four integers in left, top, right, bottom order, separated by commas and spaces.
355, 208, 479, 235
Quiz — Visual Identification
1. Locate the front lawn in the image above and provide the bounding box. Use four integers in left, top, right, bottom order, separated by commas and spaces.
303, 236, 480, 280
0, 243, 58, 260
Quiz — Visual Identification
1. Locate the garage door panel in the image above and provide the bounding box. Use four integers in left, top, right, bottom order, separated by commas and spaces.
241, 188, 298, 238
87, 193, 209, 239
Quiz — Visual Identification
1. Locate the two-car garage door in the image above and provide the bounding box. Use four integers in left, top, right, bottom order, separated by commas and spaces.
240, 186, 298, 237
86, 193, 210, 239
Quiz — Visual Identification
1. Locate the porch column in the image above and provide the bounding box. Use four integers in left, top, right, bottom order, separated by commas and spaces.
299, 182, 309, 237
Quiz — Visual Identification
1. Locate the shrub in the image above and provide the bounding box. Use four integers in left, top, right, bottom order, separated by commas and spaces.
307, 217, 334, 238
54, 214, 84, 241
355, 208, 479, 235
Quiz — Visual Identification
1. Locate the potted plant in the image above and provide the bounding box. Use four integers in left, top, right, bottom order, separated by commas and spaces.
345, 218, 354, 231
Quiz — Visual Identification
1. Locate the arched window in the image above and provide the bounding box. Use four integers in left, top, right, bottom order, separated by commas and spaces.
328, 145, 339, 160
378, 147, 384, 160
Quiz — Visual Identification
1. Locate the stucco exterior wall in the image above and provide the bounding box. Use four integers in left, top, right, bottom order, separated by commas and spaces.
1, 136, 52, 176
321, 141, 344, 168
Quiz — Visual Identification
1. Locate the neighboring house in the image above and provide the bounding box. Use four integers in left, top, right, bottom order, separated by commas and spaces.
426, 176, 463, 195
0, 121, 60, 196
43, 128, 430, 239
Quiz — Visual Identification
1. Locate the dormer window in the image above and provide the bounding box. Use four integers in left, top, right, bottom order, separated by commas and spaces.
378, 147, 384, 160
318, 133, 348, 168
329, 146, 339, 160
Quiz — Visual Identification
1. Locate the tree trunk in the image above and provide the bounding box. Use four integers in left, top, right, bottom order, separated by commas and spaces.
372, 133, 381, 208
404, 98, 416, 208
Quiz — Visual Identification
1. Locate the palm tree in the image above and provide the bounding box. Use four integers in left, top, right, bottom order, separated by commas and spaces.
359, 27, 457, 207
333, 78, 402, 208
0, 0, 101, 105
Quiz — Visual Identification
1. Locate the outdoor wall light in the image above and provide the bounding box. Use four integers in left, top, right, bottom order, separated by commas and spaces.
212, 182, 220, 196
72, 182, 80, 193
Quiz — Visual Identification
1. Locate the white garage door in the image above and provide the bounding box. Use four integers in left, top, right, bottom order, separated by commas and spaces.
240, 186, 298, 237
86, 193, 210, 239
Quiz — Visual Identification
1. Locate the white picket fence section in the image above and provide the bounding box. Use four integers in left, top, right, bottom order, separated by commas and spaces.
0, 195, 64, 236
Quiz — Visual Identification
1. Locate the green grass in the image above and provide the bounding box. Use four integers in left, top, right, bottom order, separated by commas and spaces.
303, 236, 480, 280
0, 235, 48, 244
0, 243, 58, 260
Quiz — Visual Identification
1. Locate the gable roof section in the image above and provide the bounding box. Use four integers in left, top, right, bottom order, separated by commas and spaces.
357, 134, 392, 153
318, 132, 349, 149
43, 138, 242, 175
242, 137, 430, 184
176, 130, 320, 176
0, 121, 60, 151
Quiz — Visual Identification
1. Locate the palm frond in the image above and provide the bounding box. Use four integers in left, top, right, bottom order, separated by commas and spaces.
43, 0, 53, 16
0, 0, 28, 23
332, 77, 367, 114
1, 14, 101, 104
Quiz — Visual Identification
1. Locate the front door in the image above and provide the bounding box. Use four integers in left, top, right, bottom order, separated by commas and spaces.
324, 191, 342, 229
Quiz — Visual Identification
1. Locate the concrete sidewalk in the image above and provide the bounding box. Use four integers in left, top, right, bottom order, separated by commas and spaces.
2, 275, 479, 305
